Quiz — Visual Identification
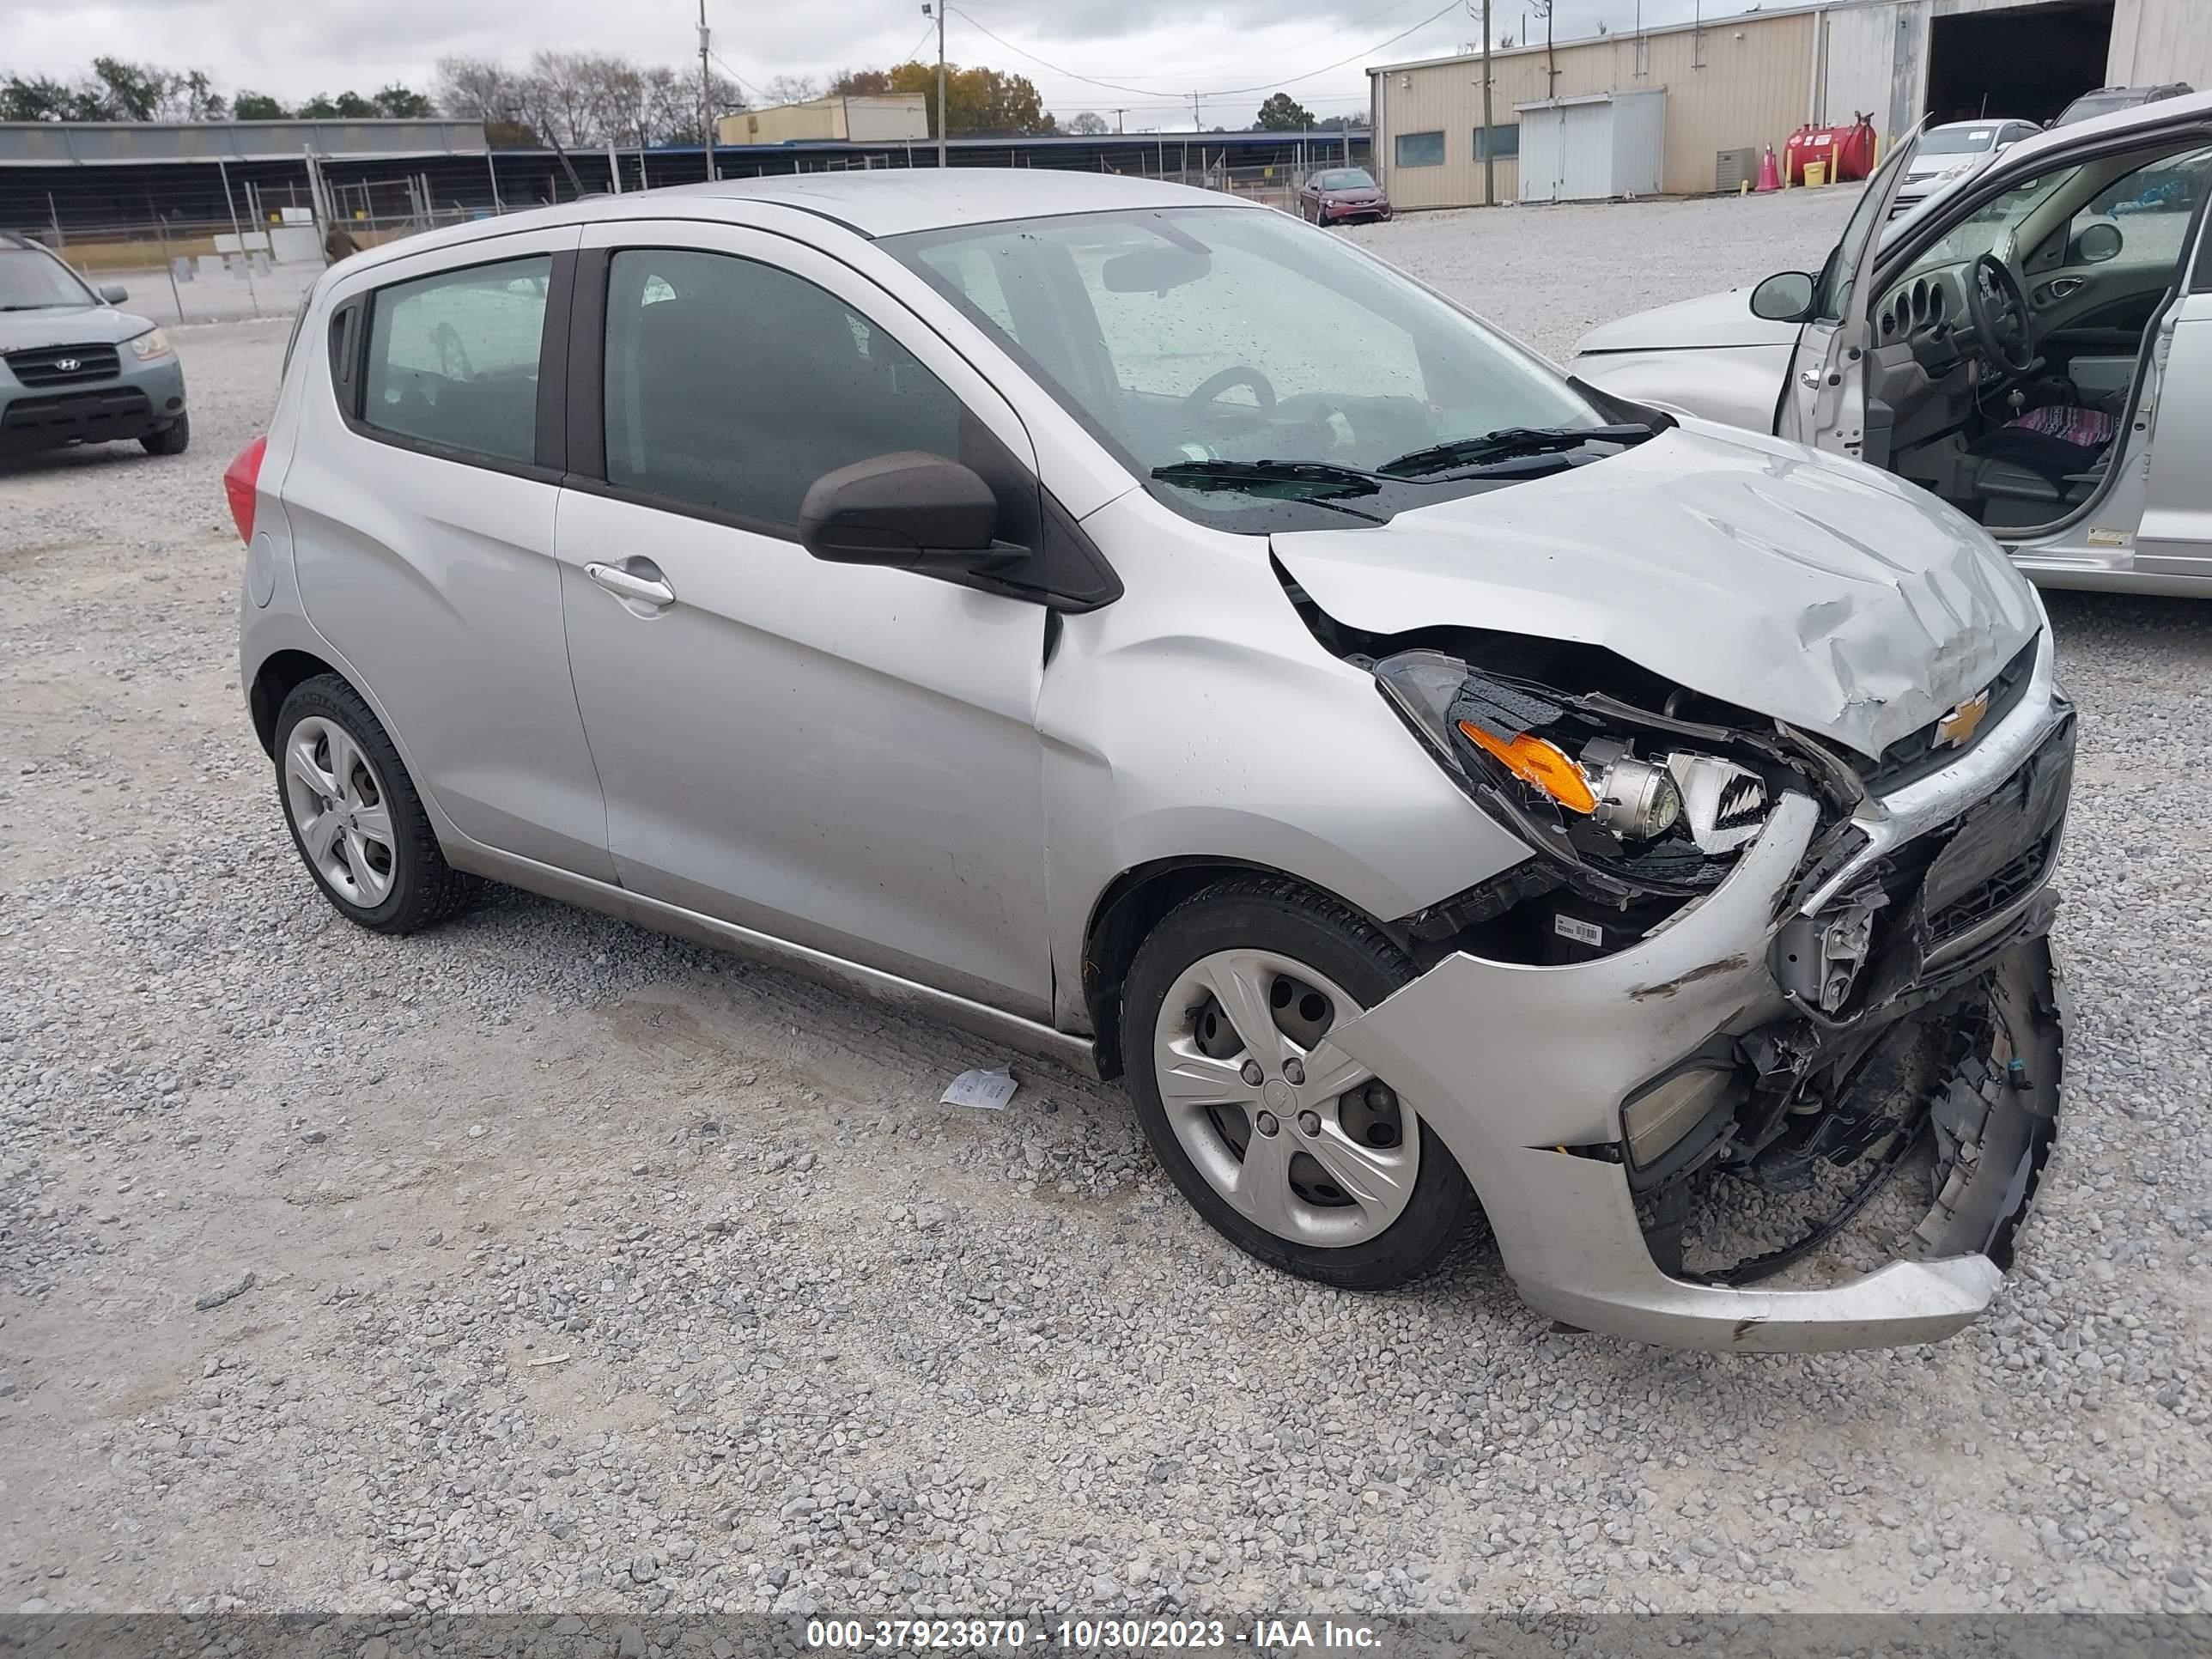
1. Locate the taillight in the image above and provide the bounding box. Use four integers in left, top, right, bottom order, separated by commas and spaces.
224, 434, 267, 545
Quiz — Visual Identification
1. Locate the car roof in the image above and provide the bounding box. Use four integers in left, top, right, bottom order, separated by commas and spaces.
343, 168, 1250, 277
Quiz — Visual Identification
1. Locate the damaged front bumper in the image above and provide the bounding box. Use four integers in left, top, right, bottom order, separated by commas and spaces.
1328, 657, 2074, 1353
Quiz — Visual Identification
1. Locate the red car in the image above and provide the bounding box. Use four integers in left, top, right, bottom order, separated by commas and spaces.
1297, 167, 1392, 226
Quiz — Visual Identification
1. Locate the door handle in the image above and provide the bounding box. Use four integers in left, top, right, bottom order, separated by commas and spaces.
586, 561, 675, 608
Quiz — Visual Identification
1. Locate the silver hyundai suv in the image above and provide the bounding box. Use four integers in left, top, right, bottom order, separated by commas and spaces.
1, 230, 189, 458
233, 172, 2073, 1352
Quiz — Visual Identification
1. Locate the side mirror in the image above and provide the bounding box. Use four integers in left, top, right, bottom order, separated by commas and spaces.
799, 452, 1005, 570
1749, 270, 1815, 322
2075, 222, 2124, 264
99, 283, 129, 304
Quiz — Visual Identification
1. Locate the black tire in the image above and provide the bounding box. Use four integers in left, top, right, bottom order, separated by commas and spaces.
140, 414, 190, 455
1122, 876, 1477, 1291
273, 673, 477, 934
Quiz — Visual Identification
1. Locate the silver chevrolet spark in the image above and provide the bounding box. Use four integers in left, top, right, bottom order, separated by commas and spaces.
234, 172, 2073, 1352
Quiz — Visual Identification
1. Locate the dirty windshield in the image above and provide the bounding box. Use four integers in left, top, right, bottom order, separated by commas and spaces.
888, 206, 1602, 528
0, 246, 95, 310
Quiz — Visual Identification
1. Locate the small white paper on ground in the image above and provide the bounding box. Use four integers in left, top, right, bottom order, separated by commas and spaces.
941, 1066, 1019, 1110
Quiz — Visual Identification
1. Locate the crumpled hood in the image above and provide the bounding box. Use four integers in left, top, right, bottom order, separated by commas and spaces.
1272, 422, 2042, 760
1575, 287, 1801, 356
0, 305, 153, 353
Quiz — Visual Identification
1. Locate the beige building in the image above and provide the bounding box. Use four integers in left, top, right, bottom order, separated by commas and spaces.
1370, 0, 2212, 210
719, 94, 929, 148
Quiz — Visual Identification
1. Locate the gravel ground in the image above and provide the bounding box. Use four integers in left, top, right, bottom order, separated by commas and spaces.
3, 190, 2209, 1627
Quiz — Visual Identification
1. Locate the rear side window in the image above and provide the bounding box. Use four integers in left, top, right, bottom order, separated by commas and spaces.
602, 247, 959, 526
362, 255, 551, 465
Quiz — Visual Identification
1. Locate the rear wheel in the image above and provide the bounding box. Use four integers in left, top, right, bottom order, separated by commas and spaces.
1122, 878, 1475, 1291
274, 674, 477, 933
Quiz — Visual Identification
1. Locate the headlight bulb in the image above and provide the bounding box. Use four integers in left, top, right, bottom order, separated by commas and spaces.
1580, 741, 1683, 841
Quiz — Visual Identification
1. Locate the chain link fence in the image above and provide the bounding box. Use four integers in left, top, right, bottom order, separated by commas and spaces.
11, 147, 1370, 325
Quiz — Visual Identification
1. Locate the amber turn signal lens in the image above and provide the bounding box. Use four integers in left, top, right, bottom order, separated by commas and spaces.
1456, 721, 1598, 814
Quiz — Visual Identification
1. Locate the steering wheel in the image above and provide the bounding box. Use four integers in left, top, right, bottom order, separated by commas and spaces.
1182, 366, 1277, 425
1965, 253, 2038, 376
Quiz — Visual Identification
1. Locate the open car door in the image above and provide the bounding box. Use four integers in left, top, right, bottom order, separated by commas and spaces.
1778, 122, 1926, 460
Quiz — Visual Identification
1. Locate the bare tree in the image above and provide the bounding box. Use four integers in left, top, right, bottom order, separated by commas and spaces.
436, 51, 739, 147
762, 73, 819, 106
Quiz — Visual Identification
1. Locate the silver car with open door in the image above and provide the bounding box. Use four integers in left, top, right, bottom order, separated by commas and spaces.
1574, 93, 2212, 597
236, 170, 2073, 1353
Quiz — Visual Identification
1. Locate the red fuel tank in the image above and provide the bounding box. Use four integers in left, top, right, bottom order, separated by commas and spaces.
1784, 116, 1879, 184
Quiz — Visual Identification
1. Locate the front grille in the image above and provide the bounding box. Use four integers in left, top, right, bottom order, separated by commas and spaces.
1926, 830, 2059, 943
1, 386, 150, 434
5, 342, 120, 387
1855, 639, 2039, 795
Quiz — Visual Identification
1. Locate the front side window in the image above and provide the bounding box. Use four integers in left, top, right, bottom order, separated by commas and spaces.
1395, 131, 1445, 167
891, 206, 1601, 530
361, 255, 550, 465
0, 245, 95, 310
602, 248, 960, 526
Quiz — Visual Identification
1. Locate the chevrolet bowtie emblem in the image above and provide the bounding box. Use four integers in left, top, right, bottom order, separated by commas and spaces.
1935, 689, 1991, 749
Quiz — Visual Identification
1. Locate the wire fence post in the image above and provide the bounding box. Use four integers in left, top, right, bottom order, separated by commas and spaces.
146, 192, 188, 325
216, 155, 261, 318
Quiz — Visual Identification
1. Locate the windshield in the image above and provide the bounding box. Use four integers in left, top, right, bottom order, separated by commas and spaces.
1315, 168, 1376, 190
1917, 127, 1998, 156
1899, 167, 2078, 279
0, 246, 95, 310
887, 206, 1599, 529
2055, 92, 2138, 127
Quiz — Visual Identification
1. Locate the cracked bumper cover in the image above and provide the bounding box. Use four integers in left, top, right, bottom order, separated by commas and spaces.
1328, 673, 2069, 1352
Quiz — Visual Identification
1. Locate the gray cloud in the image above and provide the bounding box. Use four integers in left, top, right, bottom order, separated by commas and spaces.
11, 0, 1720, 129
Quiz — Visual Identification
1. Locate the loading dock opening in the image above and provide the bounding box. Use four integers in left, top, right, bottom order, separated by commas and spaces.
1925, 1, 2116, 125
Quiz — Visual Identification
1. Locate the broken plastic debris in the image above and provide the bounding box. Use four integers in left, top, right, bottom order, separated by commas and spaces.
941, 1066, 1018, 1110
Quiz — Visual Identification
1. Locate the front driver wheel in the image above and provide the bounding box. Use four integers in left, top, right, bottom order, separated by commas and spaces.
1123, 878, 1475, 1291
274, 674, 477, 933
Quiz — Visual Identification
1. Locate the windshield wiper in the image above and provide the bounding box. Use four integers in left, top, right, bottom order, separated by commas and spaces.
1151, 459, 1390, 497
1150, 459, 1392, 520
1379, 422, 1655, 479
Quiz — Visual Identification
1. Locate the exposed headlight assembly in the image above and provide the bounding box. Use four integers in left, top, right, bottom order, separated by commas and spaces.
1373, 647, 1779, 902
127, 327, 173, 362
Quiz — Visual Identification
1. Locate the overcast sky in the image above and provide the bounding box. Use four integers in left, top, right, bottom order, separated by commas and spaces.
15, 0, 1746, 131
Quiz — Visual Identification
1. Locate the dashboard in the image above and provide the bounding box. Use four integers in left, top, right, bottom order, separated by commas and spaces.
1875, 271, 1960, 344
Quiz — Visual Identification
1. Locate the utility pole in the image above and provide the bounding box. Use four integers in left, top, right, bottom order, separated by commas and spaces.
1481, 0, 1494, 205
698, 0, 715, 181
1113, 107, 1126, 133
1189, 91, 1201, 131
923, 3, 946, 170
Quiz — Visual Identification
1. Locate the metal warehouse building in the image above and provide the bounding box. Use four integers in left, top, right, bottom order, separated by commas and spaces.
1368, 0, 2212, 209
